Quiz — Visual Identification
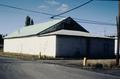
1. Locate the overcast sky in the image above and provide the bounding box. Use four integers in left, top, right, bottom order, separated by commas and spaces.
0, 0, 118, 36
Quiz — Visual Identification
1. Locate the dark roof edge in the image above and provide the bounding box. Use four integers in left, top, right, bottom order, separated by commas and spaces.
4, 33, 115, 40
4, 34, 37, 39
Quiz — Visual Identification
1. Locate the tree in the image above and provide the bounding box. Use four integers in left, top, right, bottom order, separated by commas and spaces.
25, 16, 31, 26
0, 34, 3, 44
31, 19, 34, 25
25, 16, 34, 26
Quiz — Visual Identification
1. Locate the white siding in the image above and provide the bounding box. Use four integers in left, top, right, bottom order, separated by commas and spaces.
56, 36, 86, 57
4, 36, 56, 57
56, 35, 114, 58
89, 38, 114, 58
114, 39, 120, 55
115, 39, 117, 54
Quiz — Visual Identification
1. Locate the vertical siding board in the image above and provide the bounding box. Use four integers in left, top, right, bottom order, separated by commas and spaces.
56, 35, 114, 58
4, 36, 56, 57
56, 35, 86, 58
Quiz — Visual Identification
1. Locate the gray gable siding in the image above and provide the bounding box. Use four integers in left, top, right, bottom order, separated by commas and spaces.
38, 17, 89, 35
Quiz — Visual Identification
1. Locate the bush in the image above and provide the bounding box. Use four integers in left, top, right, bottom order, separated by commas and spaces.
39, 55, 54, 60
94, 63, 103, 69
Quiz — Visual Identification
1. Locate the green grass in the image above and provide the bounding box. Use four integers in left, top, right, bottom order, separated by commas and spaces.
0, 52, 39, 60
0, 51, 56, 60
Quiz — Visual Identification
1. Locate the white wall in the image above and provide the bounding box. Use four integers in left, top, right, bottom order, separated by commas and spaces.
56, 35, 114, 58
115, 39, 117, 54
89, 38, 114, 58
4, 36, 56, 57
114, 38, 120, 55
56, 36, 86, 57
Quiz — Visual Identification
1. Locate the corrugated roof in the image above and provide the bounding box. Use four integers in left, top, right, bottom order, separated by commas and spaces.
5, 17, 114, 39
5, 18, 65, 38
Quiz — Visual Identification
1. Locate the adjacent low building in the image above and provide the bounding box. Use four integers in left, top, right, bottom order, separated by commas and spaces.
4, 17, 115, 58
0, 34, 3, 49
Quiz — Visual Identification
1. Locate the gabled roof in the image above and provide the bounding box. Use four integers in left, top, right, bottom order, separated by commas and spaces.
5, 18, 65, 38
5, 17, 89, 39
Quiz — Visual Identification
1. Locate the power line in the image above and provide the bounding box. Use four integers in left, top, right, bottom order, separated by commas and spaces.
53, 16, 116, 26
51, 0, 94, 18
0, 3, 54, 16
73, 18, 116, 26
52, 0, 118, 18
50, 0, 117, 25
75, 20, 116, 26
95, 0, 119, 1
0, 3, 116, 26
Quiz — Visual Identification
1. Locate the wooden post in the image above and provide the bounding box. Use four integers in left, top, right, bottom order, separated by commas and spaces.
38, 52, 41, 59
83, 39, 90, 66
116, 1, 120, 66
83, 57, 87, 66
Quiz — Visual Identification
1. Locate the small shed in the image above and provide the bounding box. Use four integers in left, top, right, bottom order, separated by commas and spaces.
4, 17, 115, 58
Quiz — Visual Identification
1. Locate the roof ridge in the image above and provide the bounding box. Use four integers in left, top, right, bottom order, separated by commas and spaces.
26, 18, 66, 27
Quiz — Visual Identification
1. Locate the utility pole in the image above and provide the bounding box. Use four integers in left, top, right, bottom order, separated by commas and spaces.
116, 0, 120, 66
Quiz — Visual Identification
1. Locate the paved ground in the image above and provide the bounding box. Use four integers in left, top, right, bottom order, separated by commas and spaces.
38, 60, 120, 77
0, 57, 120, 79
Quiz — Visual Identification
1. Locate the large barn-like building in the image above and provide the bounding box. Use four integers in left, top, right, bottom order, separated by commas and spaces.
4, 17, 115, 58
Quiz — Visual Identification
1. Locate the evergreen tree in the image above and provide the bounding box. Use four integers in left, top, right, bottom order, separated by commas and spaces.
31, 19, 34, 25
0, 34, 3, 44
25, 16, 31, 26
25, 16, 34, 26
